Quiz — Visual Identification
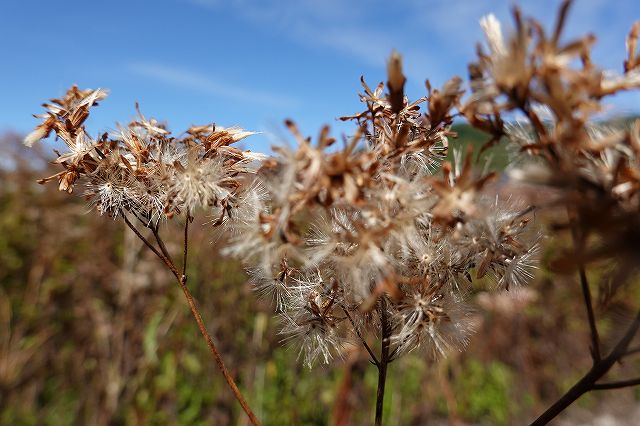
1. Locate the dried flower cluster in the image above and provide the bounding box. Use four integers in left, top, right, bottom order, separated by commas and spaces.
25, 61, 540, 372
25, 1, 640, 423
223, 52, 539, 367
25, 86, 261, 223
461, 5, 640, 423
463, 3, 640, 286
24, 85, 265, 425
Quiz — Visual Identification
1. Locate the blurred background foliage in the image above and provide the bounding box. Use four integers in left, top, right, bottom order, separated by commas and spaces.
1, 129, 639, 425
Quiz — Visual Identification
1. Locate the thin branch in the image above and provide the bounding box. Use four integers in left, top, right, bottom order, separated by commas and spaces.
578, 263, 601, 362
530, 310, 640, 426
182, 215, 190, 279
375, 298, 391, 426
519, 103, 548, 142
151, 222, 174, 266
606, 310, 640, 360
174, 270, 260, 426
592, 377, 640, 390
131, 211, 158, 234
624, 346, 640, 357
122, 210, 260, 425
570, 214, 601, 363
342, 307, 379, 367
552, 0, 573, 46
121, 211, 180, 280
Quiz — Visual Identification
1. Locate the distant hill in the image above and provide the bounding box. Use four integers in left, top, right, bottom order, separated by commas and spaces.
449, 123, 509, 172
449, 115, 639, 173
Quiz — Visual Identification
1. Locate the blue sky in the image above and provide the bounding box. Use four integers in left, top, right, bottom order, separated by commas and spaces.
1, 0, 639, 153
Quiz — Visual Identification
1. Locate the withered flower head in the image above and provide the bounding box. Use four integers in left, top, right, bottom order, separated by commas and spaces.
26, 86, 258, 222
223, 52, 538, 366
465, 1, 640, 303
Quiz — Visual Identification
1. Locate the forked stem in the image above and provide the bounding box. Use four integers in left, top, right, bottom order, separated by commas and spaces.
530, 311, 640, 425
122, 213, 260, 425
343, 307, 379, 366
530, 210, 640, 424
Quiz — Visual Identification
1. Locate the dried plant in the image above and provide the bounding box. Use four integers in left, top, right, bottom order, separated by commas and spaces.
24, 88, 262, 425
462, 1, 640, 423
26, 68, 539, 424
23, 0, 640, 424
221, 52, 539, 424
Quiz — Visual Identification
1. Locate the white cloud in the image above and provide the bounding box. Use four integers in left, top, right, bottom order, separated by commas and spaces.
129, 62, 297, 108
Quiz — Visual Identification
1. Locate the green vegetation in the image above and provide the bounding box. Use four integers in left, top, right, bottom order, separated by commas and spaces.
1, 125, 638, 424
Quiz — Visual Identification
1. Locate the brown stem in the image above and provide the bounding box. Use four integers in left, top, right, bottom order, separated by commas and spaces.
530, 311, 640, 425
330, 353, 363, 426
625, 346, 640, 356
151, 223, 173, 266
592, 377, 640, 390
122, 212, 260, 425
552, 0, 573, 47
578, 263, 601, 362
375, 298, 391, 426
569, 212, 601, 363
175, 272, 260, 426
182, 216, 190, 278
122, 213, 180, 280
518, 103, 548, 142
342, 307, 379, 366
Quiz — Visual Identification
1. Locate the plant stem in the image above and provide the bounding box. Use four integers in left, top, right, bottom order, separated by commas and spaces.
530, 311, 640, 425
531, 209, 639, 424
592, 377, 640, 390
375, 298, 391, 426
569, 216, 601, 363
182, 215, 190, 277
578, 262, 601, 362
625, 346, 640, 356
175, 272, 260, 426
122, 213, 179, 279
342, 307, 379, 366
122, 213, 260, 425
